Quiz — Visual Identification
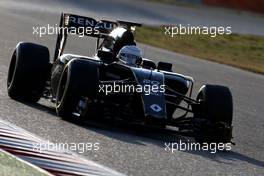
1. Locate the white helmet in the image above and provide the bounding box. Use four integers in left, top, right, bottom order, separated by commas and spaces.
117, 45, 142, 66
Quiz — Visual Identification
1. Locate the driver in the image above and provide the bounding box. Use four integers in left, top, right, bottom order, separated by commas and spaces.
117, 45, 142, 67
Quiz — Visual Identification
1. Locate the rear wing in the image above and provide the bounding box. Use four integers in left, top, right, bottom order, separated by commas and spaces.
54, 13, 141, 61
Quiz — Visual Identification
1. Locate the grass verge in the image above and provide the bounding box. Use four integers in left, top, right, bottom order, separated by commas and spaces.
0, 150, 49, 176
135, 26, 264, 74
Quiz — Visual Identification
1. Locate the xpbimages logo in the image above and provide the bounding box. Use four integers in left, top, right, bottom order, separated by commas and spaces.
99, 80, 165, 95
164, 140, 232, 154
32, 24, 100, 37
164, 24, 232, 38
33, 141, 100, 154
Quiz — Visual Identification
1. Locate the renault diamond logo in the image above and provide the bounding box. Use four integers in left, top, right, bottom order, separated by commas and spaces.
150, 104, 162, 112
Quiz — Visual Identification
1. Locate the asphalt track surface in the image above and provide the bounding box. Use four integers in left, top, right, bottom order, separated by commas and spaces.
0, 0, 264, 175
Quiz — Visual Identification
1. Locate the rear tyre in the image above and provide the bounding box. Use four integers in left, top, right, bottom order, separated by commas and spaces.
55, 59, 99, 121
194, 84, 233, 143
7, 42, 50, 102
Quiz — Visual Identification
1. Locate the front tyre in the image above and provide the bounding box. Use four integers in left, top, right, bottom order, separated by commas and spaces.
7, 42, 50, 102
194, 84, 233, 143
55, 59, 99, 121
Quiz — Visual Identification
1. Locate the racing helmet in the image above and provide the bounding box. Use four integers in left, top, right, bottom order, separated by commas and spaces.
117, 45, 142, 66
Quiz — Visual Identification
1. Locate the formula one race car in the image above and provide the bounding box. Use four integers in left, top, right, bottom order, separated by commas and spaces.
7, 13, 233, 144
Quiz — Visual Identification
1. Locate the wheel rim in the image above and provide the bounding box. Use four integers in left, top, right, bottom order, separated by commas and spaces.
56, 67, 68, 107
197, 92, 204, 103
7, 51, 17, 88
